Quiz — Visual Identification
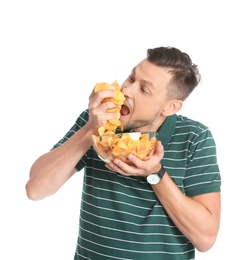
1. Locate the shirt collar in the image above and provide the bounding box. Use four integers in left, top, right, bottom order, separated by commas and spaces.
118, 114, 177, 146
157, 114, 177, 146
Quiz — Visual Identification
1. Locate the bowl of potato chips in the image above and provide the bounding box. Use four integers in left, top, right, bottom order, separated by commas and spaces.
92, 132, 159, 165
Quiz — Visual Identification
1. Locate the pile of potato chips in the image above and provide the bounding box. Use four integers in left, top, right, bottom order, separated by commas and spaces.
94, 80, 125, 136
92, 80, 158, 164
92, 132, 158, 164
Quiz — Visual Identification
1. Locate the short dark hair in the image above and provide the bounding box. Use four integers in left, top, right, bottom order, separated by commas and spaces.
147, 47, 201, 101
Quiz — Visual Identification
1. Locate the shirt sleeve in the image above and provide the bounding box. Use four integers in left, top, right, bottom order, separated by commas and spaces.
51, 109, 90, 171
184, 126, 221, 196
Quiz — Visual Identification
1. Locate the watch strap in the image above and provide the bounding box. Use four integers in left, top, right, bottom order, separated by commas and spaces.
156, 166, 166, 179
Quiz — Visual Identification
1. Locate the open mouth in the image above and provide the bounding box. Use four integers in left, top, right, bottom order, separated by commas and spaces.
120, 104, 130, 116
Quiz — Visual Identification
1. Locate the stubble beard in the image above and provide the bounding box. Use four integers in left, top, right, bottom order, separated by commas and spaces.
123, 119, 156, 132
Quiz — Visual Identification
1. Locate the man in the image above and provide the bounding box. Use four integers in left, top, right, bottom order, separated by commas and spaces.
26, 46, 221, 259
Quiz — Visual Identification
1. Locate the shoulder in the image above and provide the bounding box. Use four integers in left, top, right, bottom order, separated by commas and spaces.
176, 115, 208, 130
175, 115, 213, 138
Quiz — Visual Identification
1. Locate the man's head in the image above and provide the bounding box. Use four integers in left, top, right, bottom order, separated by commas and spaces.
120, 46, 201, 132
147, 46, 201, 101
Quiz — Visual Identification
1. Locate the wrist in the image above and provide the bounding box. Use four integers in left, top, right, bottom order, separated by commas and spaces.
146, 165, 166, 185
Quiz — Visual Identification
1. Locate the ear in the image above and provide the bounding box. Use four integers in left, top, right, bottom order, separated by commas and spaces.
162, 99, 183, 116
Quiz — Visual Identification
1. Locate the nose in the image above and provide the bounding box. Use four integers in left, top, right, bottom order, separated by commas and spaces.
121, 83, 134, 98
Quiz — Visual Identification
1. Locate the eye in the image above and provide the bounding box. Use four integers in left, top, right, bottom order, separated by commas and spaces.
128, 75, 134, 83
140, 86, 149, 94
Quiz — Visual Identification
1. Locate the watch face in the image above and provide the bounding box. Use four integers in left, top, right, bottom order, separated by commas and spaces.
147, 174, 160, 185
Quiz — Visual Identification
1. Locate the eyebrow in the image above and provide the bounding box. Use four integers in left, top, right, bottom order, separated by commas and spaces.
132, 67, 156, 89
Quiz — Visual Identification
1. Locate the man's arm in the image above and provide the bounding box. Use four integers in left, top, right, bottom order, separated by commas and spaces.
152, 173, 221, 252
105, 141, 221, 252
25, 124, 93, 200
26, 86, 118, 200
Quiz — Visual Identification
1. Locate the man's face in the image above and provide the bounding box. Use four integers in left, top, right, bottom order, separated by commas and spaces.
120, 59, 173, 132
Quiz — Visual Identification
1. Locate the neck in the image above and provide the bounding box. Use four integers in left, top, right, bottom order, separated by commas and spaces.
133, 116, 167, 132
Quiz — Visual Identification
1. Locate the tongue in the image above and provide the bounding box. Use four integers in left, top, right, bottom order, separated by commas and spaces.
120, 105, 130, 116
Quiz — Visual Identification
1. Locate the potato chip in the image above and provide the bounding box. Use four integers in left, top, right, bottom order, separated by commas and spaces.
94, 80, 125, 136
98, 126, 106, 136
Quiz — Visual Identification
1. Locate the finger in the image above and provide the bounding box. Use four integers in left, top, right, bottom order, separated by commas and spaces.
96, 89, 116, 103
102, 101, 119, 112
89, 99, 118, 119
105, 161, 127, 175
124, 154, 144, 168
154, 141, 164, 157
105, 163, 114, 171
89, 92, 117, 112
111, 158, 142, 176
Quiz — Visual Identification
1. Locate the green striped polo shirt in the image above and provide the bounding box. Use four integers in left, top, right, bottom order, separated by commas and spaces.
53, 110, 221, 260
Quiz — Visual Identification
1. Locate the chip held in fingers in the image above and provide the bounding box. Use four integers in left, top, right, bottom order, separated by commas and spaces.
94, 80, 125, 135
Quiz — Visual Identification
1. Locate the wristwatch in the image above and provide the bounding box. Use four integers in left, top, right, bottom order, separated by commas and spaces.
146, 166, 166, 185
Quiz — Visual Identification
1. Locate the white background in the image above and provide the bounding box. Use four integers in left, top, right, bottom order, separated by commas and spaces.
0, 0, 246, 259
